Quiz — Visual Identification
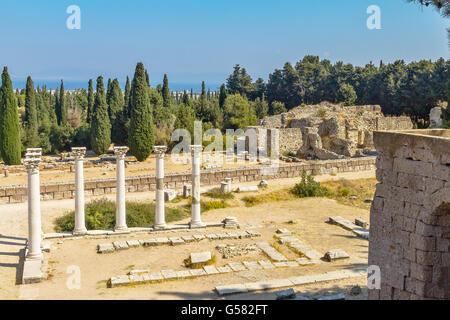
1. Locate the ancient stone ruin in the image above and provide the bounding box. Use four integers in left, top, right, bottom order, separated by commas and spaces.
254, 103, 413, 160
368, 129, 450, 300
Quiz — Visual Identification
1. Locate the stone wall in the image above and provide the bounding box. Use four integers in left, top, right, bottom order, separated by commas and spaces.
368, 129, 450, 300
0, 157, 376, 204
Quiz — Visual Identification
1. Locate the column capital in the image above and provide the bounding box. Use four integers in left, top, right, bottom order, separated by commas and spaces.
190, 145, 203, 155
114, 146, 129, 160
153, 146, 168, 157
71, 147, 87, 160
24, 148, 42, 172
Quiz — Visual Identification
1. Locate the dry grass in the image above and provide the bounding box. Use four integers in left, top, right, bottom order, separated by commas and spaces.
321, 178, 377, 210
241, 188, 295, 207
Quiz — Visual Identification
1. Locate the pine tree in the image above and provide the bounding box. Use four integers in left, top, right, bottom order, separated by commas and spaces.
198, 81, 208, 119
90, 76, 111, 155
24, 76, 39, 147
162, 74, 170, 108
129, 62, 155, 161
219, 84, 227, 109
0, 67, 22, 165
56, 80, 67, 125
87, 79, 94, 123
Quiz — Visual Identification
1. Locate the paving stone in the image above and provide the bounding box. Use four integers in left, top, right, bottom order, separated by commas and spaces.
109, 275, 130, 288
228, 262, 247, 272
329, 216, 369, 240
276, 228, 291, 235
97, 243, 115, 253
217, 266, 232, 273
286, 261, 300, 267
112, 241, 129, 250
287, 239, 322, 260
237, 186, 259, 192
273, 262, 289, 268
126, 240, 141, 248
193, 234, 206, 241
243, 261, 263, 270
203, 265, 220, 275
190, 269, 207, 277
256, 242, 288, 262
237, 232, 249, 239
176, 270, 192, 279
206, 234, 218, 240
129, 269, 150, 275
149, 272, 163, 282
190, 251, 211, 264
181, 236, 195, 242
156, 237, 170, 245
317, 293, 346, 300
170, 237, 185, 246
215, 284, 248, 295
324, 249, 350, 262
258, 260, 275, 269
243, 279, 294, 291
129, 274, 145, 284
161, 269, 177, 280
355, 218, 368, 228
142, 239, 158, 246
227, 233, 239, 239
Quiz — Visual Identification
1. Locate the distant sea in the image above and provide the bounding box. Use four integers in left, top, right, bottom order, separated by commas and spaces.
11, 79, 221, 92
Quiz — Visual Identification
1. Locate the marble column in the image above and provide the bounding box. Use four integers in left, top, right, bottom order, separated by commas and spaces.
153, 146, 168, 229
24, 148, 43, 261
72, 147, 87, 235
114, 146, 129, 231
190, 145, 205, 228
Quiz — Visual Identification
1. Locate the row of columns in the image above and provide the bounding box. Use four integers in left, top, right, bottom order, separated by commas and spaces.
25, 145, 205, 260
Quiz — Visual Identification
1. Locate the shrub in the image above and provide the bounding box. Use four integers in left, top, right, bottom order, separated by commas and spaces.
54, 198, 186, 232
339, 187, 351, 197
201, 200, 229, 212
291, 172, 329, 198
204, 188, 235, 200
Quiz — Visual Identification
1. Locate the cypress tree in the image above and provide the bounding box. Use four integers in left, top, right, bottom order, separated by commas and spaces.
56, 80, 67, 126
0, 67, 22, 165
162, 74, 170, 108
108, 79, 124, 124
87, 79, 94, 123
124, 76, 131, 117
128, 62, 155, 161
199, 81, 207, 119
90, 76, 111, 155
182, 90, 190, 105
106, 78, 112, 106
24, 76, 39, 147
219, 84, 227, 109
145, 70, 150, 88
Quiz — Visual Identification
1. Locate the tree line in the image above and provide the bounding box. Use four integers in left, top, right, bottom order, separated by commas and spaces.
0, 57, 449, 165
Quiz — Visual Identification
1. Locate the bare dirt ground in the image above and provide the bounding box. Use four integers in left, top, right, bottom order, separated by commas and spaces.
0, 170, 374, 300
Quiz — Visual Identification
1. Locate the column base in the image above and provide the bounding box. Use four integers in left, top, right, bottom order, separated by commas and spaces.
26, 252, 43, 261
153, 224, 167, 230
73, 228, 88, 236
189, 221, 206, 229
114, 225, 129, 232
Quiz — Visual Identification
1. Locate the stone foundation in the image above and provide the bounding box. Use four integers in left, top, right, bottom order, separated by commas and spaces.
0, 157, 376, 204
368, 129, 450, 300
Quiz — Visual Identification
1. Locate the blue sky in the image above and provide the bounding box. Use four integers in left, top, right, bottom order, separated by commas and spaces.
0, 0, 448, 90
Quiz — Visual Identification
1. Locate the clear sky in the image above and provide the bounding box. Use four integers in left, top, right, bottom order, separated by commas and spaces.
0, 0, 448, 90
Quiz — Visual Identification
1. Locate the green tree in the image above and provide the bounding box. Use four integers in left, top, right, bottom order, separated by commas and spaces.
0, 67, 22, 165
24, 76, 39, 147
86, 79, 94, 123
223, 94, 257, 129
219, 84, 227, 109
128, 62, 155, 161
90, 76, 111, 155
253, 95, 269, 119
338, 83, 357, 106
270, 101, 287, 115
124, 76, 131, 117
226, 64, 253, 97
162, 74, 170, 108
56, 80, 67, 125
108, 79, 124, 124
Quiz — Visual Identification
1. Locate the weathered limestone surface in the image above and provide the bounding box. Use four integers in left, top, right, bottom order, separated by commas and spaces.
257, 103, 413, 157
256, 242, 288, 262
368, 130, 450, 300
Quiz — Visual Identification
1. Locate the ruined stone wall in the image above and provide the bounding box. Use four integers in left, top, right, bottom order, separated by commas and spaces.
368, 129, 450, 300
0, 157, 376, 204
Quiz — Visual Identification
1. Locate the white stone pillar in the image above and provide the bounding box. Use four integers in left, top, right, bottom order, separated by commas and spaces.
24, 148, 43, 261
190, 145, 205, 228
114, 146, 129, 231
153, 146, 168, 229
71, 147, 87, 235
